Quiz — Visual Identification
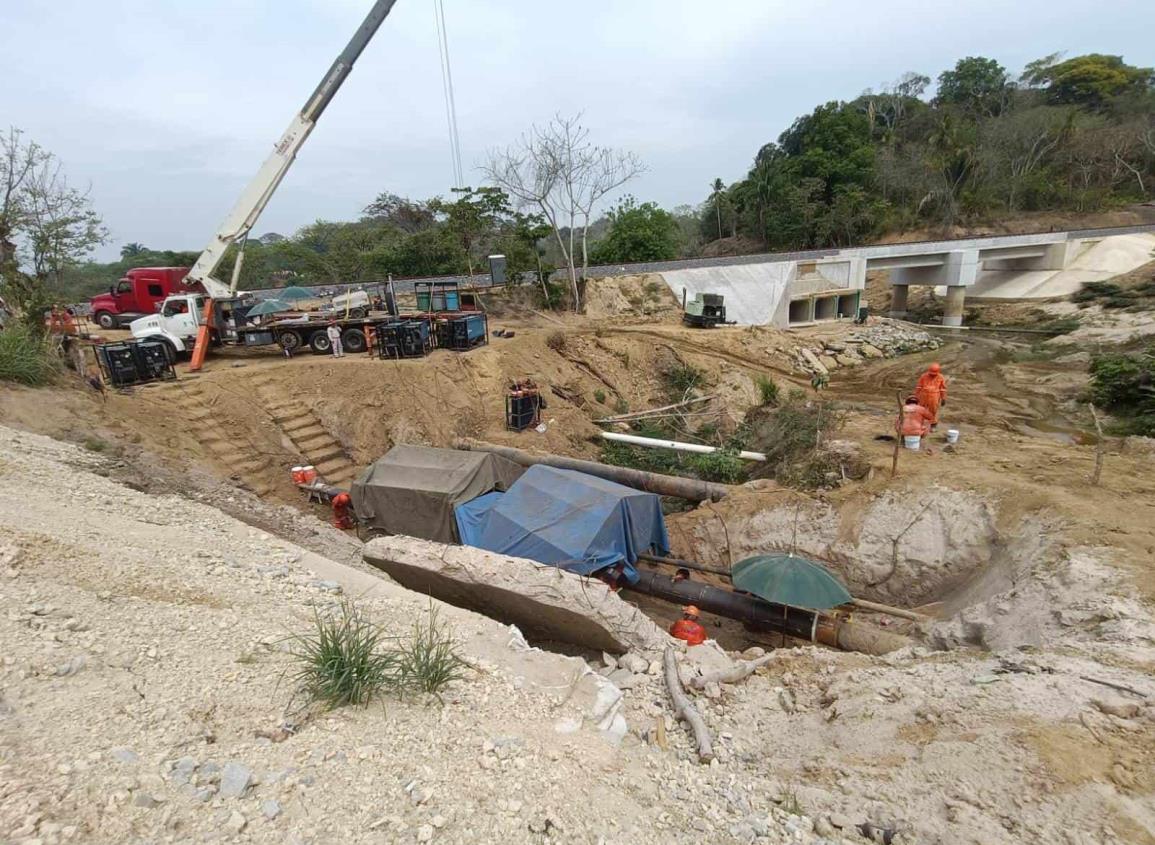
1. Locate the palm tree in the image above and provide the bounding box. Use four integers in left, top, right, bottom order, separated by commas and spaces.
711, 178, 725, 240
120, 242, 146, 259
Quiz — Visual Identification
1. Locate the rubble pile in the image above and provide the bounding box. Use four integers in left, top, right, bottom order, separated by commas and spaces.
795, 320, 941, 377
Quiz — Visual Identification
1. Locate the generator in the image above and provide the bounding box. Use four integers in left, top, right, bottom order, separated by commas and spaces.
435, 313, 488, 351
133, 339, 177, 381
96, 339, 177, 387
375, 319, 431, 359
506, 379, 545, 431
682, 292, 729, 328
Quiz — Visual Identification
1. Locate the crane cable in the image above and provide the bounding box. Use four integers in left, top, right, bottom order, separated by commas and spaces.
433, 0, 464, 189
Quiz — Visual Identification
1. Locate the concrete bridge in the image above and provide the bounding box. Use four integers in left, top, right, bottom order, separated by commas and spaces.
588, 224, 1155, 328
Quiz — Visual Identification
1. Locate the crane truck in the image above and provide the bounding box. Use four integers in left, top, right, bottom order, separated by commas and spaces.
129, 0, 400, 367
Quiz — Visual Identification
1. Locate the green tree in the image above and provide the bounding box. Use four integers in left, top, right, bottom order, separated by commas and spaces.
119, 242, 146, 259
1025, 53, 1154, 110
936, 57, 1010, 116
591, 196, 681, 263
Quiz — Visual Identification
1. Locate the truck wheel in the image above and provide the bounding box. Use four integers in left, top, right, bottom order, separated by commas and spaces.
95, 311, 117, 330
310, 332, 332, 354
348, 307, 367, 319
278, 331, 302, 352
341, 328, 367, 354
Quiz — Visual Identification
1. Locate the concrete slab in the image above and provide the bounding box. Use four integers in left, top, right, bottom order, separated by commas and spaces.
363, 536, 673, 656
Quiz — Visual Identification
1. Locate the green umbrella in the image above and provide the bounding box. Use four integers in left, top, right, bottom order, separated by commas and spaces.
280, 285, 316, 301
246, 298, 293, 317
731, 554, 851, 610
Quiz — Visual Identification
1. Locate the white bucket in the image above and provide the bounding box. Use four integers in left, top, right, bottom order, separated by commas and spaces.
946, 429, 960, 444
903, 435, 921, 450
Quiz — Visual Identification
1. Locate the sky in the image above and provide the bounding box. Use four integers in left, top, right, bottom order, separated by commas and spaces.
4, 0, 1153, 261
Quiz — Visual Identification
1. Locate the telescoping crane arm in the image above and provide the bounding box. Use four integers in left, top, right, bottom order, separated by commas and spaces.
185, 0, 400, 298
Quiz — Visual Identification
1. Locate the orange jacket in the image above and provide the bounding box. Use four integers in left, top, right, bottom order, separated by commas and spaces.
670, 618, 706, 646
899, 404, 934, 437
916, 372, 947, 403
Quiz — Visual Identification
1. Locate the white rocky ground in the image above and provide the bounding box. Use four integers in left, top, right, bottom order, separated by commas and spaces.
1, 424, 1153, 845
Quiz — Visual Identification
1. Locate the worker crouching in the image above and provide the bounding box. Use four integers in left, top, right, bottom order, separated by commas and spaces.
331, 492, 355, 529
898, 396, 934, 450
669, 605, 707, 646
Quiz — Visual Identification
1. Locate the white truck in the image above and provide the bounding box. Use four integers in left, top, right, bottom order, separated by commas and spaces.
130, 0, 400, 366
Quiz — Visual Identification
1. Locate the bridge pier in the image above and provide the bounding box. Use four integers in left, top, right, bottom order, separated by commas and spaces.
943, 285, 967, 327
889, 284, 909, 318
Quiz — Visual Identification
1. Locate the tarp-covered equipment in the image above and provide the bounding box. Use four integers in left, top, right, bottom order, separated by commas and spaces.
351, 445, 524, 543
454, 465, 670, 583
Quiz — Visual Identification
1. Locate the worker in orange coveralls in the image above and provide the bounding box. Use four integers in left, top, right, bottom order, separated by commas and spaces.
669, 606, 707, 646
331, 492, 354, 529
897, 396, 934, 445
915, 363, 948, 428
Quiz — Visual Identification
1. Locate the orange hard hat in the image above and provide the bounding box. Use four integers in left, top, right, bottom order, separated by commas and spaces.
683, 605, 701, 617
928, 362, 941, 373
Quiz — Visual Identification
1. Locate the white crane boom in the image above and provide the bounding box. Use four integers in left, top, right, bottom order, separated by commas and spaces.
185, 0, 400, 298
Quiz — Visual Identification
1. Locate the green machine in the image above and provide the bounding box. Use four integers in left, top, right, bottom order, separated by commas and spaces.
682, 292, 730, 328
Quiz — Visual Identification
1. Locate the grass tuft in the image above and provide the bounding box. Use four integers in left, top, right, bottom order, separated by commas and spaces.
0, 325, 60, 386
288, 600, 401, 709
287, 599, 468, 710
755, 375, 779, 406
395, 603, 469, 699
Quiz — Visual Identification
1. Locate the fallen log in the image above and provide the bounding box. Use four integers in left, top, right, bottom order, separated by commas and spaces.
454, 439, 732, 502
597, 394, 716, 424
664, 647, 713, 763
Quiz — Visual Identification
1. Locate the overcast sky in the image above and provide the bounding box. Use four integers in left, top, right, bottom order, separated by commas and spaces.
5, 0, 1152, 260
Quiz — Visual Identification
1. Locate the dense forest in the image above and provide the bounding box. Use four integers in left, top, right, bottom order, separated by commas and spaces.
49, 52, 1155, 300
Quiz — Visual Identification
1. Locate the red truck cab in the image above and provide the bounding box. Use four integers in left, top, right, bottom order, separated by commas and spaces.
89, 267, 199, 329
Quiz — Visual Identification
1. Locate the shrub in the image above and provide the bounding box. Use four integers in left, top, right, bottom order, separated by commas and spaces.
0, 325, 60, 386
662, 362, 704, 397
1089, 346, 1155, 434
756, 375, 779, 406
545, 331, 567, 353
743, 391, 846, 488
593, 389, 606, 404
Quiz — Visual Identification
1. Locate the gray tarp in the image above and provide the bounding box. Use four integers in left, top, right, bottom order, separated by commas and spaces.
351, 445, 524, 543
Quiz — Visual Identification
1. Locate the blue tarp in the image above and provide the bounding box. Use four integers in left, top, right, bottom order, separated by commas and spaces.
454, 465, 670, 583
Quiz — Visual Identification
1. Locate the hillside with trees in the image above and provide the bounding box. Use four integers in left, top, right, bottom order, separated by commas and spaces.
708, 52, 1155, 251
11, 51, 1153, 305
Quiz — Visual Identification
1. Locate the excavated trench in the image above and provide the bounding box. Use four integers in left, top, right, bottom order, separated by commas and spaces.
662, 485, 1063, 647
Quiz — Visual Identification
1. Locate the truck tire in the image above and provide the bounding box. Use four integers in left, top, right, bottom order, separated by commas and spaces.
348, 307, 367, 319
278, 330, 302, 352
310, 332, 332, 354
341, 328, 367, 354
95, 311, 118, 330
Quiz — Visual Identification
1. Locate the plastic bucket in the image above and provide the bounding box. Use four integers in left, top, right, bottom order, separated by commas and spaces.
290, 465, 304, 483
903, 435, 921, 450
946, 429, 960, 444
302, 465, 317, 483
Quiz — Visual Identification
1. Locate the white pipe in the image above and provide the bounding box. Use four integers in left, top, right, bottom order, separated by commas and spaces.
600, 432, 766, 462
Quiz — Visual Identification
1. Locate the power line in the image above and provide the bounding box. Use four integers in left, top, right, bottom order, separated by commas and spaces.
433, 0, 464, 189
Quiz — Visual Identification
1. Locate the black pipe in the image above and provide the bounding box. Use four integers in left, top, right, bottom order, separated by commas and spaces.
624, 570, 821, 643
